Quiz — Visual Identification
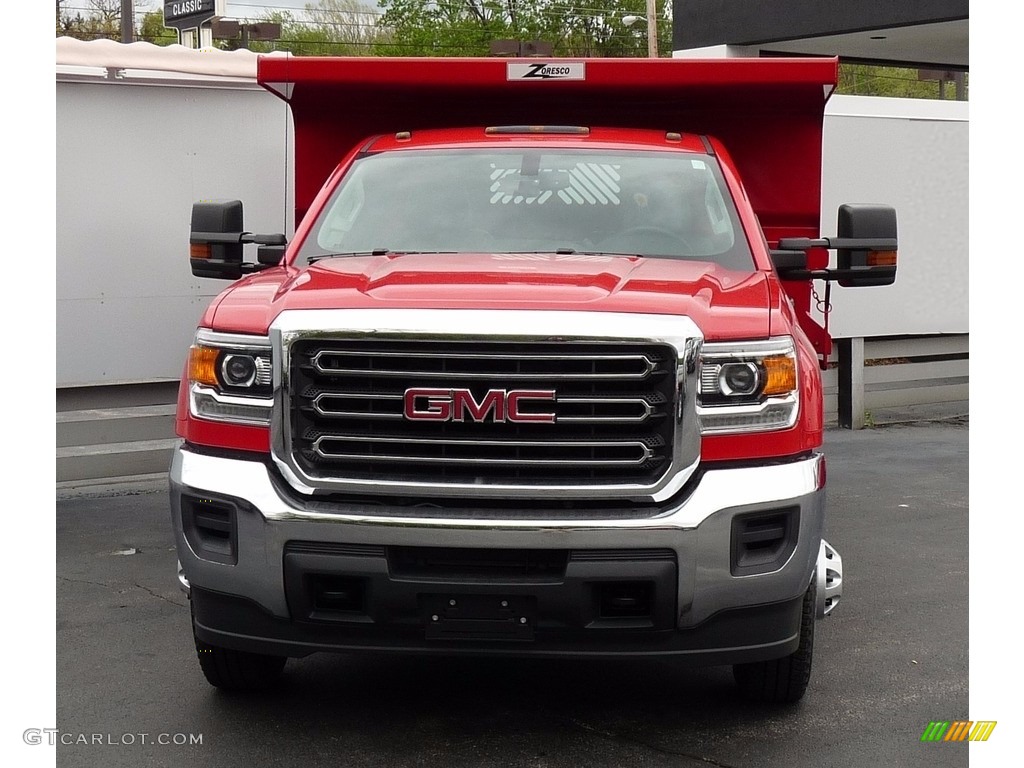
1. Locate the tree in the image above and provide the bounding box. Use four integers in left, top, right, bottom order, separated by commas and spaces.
375, 0, 524, 56
550, 1, 672, 58
138, 8, 177, 46
376, 0, 671, 58
229, 2, 387, 56
302, 0, 387, 53
837, 64, 968, 100
56, 0, 124, 40
56, 1, 172, 43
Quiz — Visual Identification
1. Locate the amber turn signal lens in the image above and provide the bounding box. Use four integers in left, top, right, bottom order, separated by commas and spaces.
867, 249, 897, 267
190, 243, 212, 259
188, 346, 220, 386
762, 355, 797, 396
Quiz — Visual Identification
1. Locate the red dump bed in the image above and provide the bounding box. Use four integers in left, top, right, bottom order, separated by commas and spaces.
257, 56, 837, 248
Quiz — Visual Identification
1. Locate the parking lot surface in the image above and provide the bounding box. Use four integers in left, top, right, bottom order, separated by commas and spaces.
56, 421, 968, 768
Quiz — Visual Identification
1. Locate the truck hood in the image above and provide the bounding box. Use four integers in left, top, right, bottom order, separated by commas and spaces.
210, 253, 771, 340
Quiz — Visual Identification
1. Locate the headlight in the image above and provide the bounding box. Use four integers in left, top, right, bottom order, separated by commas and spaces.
188, 330, 273, 425
697, 338, 799, 434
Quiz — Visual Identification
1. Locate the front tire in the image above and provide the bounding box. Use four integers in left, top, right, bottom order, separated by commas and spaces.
192, 608, 286, 692
732, 583, 815, 704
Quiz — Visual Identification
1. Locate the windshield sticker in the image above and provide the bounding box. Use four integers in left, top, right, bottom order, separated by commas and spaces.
489, 163, 621, 206
507, 62, 586, 81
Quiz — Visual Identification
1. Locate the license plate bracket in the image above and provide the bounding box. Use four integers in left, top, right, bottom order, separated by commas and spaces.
423, 594, 537, 641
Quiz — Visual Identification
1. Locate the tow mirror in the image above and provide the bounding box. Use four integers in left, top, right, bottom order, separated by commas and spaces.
835, 204, 897, 287
773, 204, 897, 287
190, 200, 287, 280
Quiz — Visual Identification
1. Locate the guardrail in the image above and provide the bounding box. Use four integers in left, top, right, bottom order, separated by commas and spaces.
825, 334, 969, 428
57, 381, 180, 485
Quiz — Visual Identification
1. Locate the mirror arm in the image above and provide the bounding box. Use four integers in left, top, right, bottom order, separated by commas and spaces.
241, 232, 288, 246
778, 266, 898, 282
191, 232, 286, 245
777, 237, 898, 251
190, 231, 244, 244
774, 235, 897, 283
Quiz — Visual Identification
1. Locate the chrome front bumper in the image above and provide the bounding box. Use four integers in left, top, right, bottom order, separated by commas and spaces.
170, 442, 830, 634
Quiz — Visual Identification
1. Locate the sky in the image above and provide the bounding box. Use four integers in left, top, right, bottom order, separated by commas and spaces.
99, 1, 383, 23
224, 0, 379, 21
225, 0, 318, 17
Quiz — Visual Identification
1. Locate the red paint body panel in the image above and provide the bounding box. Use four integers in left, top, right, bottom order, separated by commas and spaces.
179, 418, 271, 454
256, 57, 836, 357
210, 254, 770, 341
703, 272, 824, 461
185, 57, 845, 460
175, 364, 189, 438
174, 365, 271, 452
257, 56, 836, 241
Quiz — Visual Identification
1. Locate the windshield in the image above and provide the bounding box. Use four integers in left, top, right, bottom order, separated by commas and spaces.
297, 148, 754, 270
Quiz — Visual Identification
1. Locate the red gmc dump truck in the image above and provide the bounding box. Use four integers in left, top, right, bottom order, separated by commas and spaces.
171, 57, 897, 702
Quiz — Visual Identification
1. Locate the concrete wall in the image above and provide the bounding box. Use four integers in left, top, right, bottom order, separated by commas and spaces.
822, 95, 968, 338
56, 75, 293, 387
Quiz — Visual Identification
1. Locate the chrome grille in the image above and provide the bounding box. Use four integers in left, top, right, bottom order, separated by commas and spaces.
310, 349, 659, 379
286, 340, 677, 489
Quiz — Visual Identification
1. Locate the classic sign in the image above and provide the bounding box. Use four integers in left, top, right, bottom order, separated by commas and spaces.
163, 0, 221, 30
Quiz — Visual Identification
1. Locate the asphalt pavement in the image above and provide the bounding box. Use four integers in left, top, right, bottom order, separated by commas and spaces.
55, 420, 968, 768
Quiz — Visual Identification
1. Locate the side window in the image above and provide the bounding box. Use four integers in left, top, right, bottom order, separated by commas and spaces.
687, 159, 733, 243
704, 175, 732, 238
317, 175, 365, 251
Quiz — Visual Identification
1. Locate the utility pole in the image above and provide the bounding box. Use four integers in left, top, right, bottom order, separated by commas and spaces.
646, 0, 658, 58
623, 1, 659, 58
121, 0, 134, 43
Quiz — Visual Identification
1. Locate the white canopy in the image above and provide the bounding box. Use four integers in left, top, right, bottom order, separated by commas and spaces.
56, 36, 289, 83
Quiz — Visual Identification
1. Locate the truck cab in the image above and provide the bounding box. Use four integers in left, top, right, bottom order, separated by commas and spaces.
171, 57, 895, 702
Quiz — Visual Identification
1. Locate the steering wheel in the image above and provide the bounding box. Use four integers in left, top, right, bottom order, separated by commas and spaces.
600, 226, 694, 255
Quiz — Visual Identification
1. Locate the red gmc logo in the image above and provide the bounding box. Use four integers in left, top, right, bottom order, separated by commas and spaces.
403, 388, 557, 423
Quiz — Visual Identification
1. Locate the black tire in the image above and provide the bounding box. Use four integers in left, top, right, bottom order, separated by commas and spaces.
192, 609, 286, 692
732, 583, 815, 704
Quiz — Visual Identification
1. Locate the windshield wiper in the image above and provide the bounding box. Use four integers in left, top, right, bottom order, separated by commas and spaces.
308, 249, 473, 263
308, 249, 393, 264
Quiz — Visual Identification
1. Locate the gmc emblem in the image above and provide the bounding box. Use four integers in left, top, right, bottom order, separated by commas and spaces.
403, 388, 557, 423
